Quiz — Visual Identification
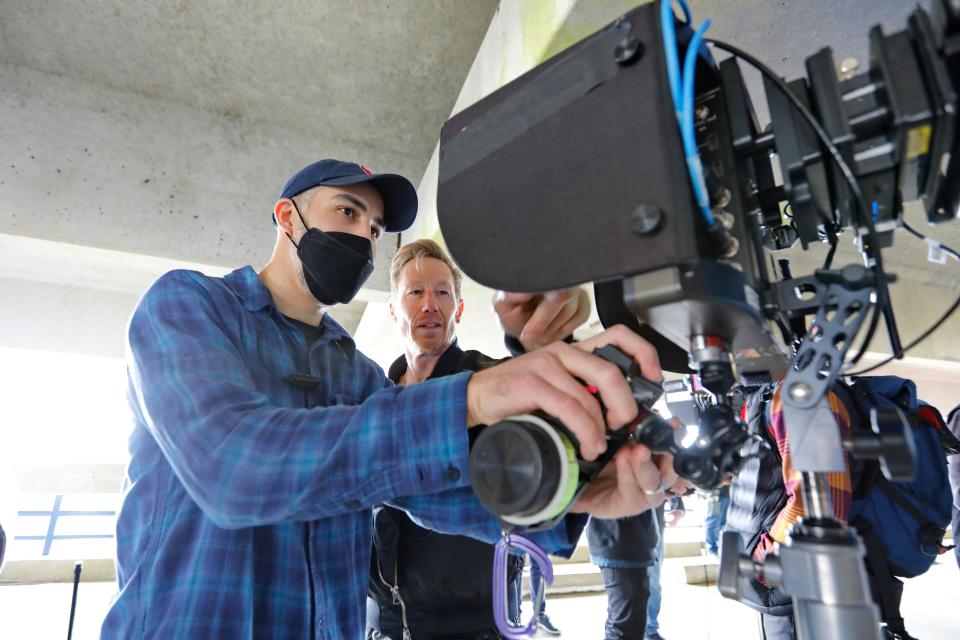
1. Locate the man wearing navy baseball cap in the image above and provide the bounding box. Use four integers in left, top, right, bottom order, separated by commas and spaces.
266, 159, 419, 307
102, 159, 674, 639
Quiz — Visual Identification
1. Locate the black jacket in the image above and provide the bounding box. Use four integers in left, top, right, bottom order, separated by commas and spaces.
586, 506, 661, 568
724, 384, 794, 615
368, 341, 523, 640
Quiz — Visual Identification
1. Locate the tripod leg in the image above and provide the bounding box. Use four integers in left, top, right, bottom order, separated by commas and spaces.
67, 561, 82, 640
780, 521, 883, 640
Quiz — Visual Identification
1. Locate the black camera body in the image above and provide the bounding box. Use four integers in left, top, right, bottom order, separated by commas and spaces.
438, 0, 960, 381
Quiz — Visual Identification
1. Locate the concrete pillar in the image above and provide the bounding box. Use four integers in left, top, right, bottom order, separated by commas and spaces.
359, 0, 643, 366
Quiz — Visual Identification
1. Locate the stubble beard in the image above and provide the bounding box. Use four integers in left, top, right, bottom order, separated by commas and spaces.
409, 322, 454, 357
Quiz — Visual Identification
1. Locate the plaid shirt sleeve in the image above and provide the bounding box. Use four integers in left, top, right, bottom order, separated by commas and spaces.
127, 270, 474, 529
754, 385, 853, 560
391, 490, 587, 558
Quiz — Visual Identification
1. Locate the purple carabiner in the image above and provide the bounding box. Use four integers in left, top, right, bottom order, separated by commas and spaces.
493, 532, 555, 639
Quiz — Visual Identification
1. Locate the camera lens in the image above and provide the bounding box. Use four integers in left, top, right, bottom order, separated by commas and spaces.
470, 419, 559, 517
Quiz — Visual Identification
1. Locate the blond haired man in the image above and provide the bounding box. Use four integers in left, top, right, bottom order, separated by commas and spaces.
368, 240, 585, 639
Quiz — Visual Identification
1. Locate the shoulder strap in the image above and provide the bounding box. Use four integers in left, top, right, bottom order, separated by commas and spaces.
831, 381, 885, 500
855, 519, 903, 626
830, 379, 869, 427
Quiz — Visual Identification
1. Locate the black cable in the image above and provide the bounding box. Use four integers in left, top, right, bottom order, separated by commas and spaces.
846, 220, 960, 375
901, 220, 960, 260
845, 291, 960, 376
706, 38, 898, 362
822, 241, 838, 270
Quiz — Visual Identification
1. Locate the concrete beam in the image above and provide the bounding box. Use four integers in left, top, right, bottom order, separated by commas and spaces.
406, 0, 585, 245
0, 233, 370, 358
0, 63, 411, 270
0, 559, 115, 585
13, 465, 126, 495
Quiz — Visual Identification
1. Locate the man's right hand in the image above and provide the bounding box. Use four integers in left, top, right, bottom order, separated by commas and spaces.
492, 288, 591, 351
666, 508, 685, 527
465, 324, 661, 461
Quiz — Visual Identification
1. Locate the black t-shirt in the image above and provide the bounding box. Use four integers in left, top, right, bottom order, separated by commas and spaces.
285, 316, 324, 346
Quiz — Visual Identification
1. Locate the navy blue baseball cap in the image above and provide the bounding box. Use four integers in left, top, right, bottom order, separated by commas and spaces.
279, 159, 418, 232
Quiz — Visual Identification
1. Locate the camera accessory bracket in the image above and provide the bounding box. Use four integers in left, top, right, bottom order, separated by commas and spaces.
781, 268, 875, 472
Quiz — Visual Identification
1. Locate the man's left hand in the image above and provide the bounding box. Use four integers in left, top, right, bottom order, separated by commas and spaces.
492, 287, 591, 351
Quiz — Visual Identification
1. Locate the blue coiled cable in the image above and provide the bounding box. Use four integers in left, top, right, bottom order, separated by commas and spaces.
661, 0, 715, 227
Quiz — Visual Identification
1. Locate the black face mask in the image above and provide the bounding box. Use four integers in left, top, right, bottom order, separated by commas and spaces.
286, 201, 374, 305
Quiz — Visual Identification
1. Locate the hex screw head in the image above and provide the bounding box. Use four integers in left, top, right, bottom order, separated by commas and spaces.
631, 203, 662, 235
788, 382, 814, 402
615, 37, 644, 65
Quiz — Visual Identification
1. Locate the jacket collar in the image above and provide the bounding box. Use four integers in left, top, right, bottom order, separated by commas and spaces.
388, 339, 462, 384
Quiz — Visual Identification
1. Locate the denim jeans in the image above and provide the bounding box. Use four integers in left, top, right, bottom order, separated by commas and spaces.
760, 613, 797, 640
529, 557, 547, 615
645, 527, 664, 636
508, 555, 547, 623
953, 506, 960, 572
507, 557, 522, 624
704, 494, 731, 554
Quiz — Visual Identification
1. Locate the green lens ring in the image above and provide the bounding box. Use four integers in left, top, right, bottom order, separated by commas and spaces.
546, 432, 580, 520
501, 414, 581, 526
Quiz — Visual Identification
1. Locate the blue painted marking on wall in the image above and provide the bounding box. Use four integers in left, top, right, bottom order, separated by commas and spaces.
13, 495, 117, 556
42, 495, 61, 555
15, 535, 114, 541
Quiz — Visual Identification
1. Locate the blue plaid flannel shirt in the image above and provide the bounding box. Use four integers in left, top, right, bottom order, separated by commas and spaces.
102, 266, 583, 639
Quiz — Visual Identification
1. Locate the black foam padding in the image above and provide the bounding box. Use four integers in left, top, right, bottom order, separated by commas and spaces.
438, 2, 700, 292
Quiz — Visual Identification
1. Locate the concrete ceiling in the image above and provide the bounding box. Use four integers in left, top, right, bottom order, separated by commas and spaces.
0, 0, 499, 269
1, 1, 499, 164
1, 0, 958, 363
436, 0, 960, 363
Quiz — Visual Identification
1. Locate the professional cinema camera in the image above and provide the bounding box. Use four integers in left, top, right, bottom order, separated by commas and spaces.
437, 1, 960, 638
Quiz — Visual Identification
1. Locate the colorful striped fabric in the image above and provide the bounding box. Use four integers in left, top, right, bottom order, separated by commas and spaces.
753, 385, 853, 561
